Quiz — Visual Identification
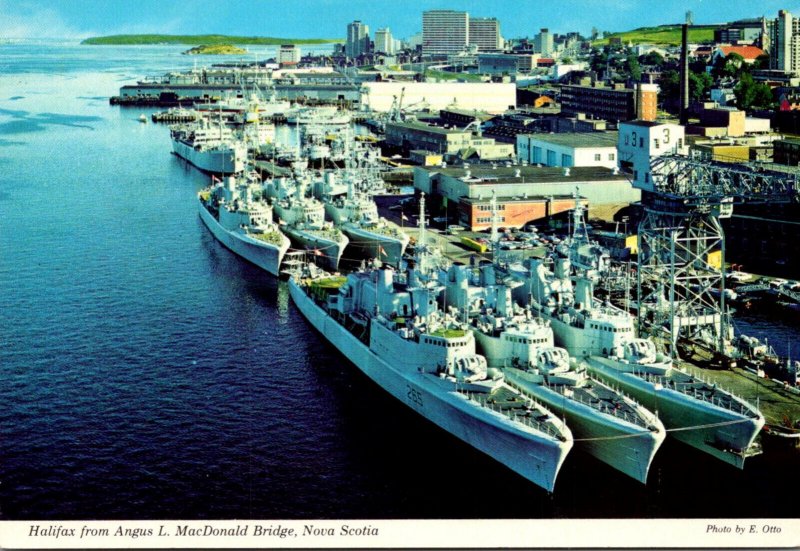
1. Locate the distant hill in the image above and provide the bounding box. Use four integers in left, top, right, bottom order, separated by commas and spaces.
182, 44, 247, 55
81, 34, 341, 46
592, 24, 720, 46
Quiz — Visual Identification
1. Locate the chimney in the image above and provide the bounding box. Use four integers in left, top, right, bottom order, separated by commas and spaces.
679, 23, 689, 125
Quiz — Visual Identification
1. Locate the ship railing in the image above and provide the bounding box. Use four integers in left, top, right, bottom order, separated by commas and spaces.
539, 377, 651, 429
459, 388, 562, 439
632, 371, 755, 416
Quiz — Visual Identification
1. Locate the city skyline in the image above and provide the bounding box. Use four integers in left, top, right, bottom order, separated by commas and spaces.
2, 0, 800, 42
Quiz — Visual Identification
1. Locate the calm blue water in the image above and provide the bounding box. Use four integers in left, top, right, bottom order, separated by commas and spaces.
0, 42, 798, 521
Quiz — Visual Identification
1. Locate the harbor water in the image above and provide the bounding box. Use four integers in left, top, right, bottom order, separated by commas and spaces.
0, 42, 798, 520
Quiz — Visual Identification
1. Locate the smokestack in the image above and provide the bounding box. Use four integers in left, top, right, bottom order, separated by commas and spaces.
679, 23, 689, 125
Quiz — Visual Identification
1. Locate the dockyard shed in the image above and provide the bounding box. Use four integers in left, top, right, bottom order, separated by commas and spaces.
413, 165, 639, 227
360, 82, 516, 114
516, 132, 619, 169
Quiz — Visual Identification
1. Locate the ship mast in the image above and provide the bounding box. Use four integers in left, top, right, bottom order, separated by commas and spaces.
418, 192, 426, 248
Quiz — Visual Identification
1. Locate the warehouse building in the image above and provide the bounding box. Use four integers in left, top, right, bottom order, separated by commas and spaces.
516, 132, 619, 169
413, 164, 639, 229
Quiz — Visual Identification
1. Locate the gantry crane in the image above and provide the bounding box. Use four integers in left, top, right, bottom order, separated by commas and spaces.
637, 153, 800, 357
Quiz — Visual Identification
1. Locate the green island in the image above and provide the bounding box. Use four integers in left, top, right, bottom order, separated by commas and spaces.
183, 44, 247, 55
592, 24, 719, 46
81, 34, 342, 46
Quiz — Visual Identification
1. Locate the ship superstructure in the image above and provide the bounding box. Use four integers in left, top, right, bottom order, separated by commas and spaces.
288, 255, 574, 492
443, 263, 665, 482
198, 171, 290, 277
507, 202, 765, 468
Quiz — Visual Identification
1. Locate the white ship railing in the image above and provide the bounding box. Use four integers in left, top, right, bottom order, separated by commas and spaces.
515, 377, 653, 429
630, 370, 757, 417
458, 388, 565, 440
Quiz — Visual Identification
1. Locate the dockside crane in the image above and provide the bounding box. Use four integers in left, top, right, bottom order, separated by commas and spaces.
637, 152, 800, 357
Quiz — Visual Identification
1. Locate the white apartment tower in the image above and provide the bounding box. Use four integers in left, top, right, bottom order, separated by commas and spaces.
769, 9, 800, 74
422, 10, 469, 56
534, 28, 554, 56
469, 17, 502, 51
346, 20, 370, 58
374, 28, 395, 55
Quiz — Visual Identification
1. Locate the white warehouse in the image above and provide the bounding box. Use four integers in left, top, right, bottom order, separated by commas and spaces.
360, 81, 516, 114
517, 132, 619, 169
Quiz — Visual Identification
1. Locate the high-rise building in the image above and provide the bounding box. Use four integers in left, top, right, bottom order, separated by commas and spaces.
534, 28, 553, 56
769, 10, 800, 73
469, 17, 502, 51
374, 28, 395, 55
346, 20, 370, 58
422, 10, 469, 56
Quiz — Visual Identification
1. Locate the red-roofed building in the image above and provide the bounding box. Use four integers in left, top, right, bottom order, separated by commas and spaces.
712, 45, 765, 64
537, 58, 555, 67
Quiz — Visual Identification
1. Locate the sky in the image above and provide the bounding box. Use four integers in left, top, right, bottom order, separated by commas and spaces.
1, 0, 799, 41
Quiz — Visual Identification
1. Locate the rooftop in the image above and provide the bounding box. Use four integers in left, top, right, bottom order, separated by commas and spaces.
620, 120, 671, 128
519, 131, 619, 148
717, 45, 765, 61
425, 164, 627, 183
386, 121, 471, 135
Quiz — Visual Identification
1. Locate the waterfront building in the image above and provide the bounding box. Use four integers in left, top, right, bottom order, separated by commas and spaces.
346, 20, 370, 59
278, 44, 301, 67
617, 120, 687, 193
422, 10, 469, 56
534, 28, 554, 56
413, 164, 639, 228
469, 17, 502, 51
359, 81, 516, 114
374, 28, 395, 55
385, 121, 514, 160
516, 132, 619, 169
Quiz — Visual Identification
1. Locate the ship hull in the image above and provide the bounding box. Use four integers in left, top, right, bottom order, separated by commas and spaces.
289, 279, 572, 492
281, 226, 347, 272
586, 356, 765, 468
341, 224, 409, 266
172, 138, 245, 174
503, 368, 664, 483
198, 200, 289, 277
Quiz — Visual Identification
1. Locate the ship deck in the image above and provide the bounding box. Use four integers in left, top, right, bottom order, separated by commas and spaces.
460, 385, 567, 440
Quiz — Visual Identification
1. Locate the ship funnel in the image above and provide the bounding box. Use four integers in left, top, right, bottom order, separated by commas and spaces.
497, 286, 511, 318
554, 257, 571, 279
480, 264, 496, 286
574, 277, 593, 310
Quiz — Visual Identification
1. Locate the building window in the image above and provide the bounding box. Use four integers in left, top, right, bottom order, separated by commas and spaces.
594, 153, 601, 161
639, 138, 644, 148
547, 150, 556, 166
532, 146, 542, 163
654, 139, 660, 149
562, 154, 573, 167
634, 170, 638, 180
645, 172, 650, 183
609, 153, 615, 161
